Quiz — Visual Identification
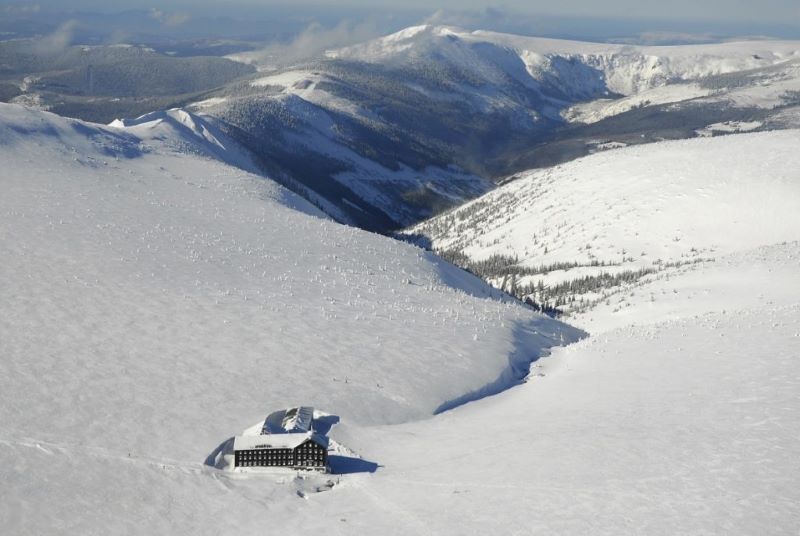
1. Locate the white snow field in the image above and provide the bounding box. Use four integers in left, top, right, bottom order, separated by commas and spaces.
0, 102, 581, 533
2, 100, 800, 534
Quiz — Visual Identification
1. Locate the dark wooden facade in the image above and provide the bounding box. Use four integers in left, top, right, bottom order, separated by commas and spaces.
234, 438, 327, 470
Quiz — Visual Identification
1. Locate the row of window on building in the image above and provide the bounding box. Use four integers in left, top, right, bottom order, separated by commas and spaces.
235, 449, 325, 467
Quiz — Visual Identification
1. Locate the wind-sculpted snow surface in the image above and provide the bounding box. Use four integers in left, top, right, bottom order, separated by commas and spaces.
0, 103, 581, 533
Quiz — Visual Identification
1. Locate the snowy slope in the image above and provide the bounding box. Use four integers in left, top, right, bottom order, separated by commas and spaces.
0, 102, 581, 532
195, 67, 499, 231
3, 101, 799, 534
210, 84, 492, 228
408, 130, 800, 311
412, 130, 800, 263
317, 242, 800, 534
6, 236, 797, 534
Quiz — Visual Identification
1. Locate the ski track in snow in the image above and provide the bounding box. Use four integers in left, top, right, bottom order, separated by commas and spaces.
0, 436, 206, 474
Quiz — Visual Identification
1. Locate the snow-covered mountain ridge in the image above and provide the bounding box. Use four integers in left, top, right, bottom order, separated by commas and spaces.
107, 108, 261, 172
332, 25, 800, 96
327, 24, 800, 123
407, 130, 800, 315
186, 25, 800, 230
6, 25, 799, 232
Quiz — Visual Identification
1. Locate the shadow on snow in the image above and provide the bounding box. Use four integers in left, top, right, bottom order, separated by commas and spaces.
328, 455, 379, 474
434, 321, 587, 415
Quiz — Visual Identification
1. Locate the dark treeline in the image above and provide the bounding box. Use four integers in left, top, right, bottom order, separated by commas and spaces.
436, 248, 610, 279
437, 247, 657, 316
518, 268, 656, 309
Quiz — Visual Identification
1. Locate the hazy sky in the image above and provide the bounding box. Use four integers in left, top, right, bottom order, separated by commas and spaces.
4, 0, 798, 24
272, 0, 799, 24
2, 0, 798, 44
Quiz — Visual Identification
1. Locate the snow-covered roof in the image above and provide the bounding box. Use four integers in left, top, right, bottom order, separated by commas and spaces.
260, 406, 315, 434
233, 432, 328, 451
281, 406, 314, 433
